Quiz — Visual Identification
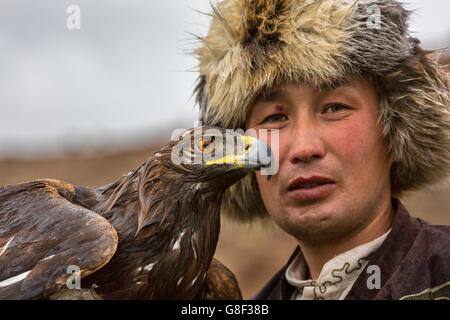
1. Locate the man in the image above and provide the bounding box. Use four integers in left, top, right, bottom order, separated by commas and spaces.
193, 0, 450, 299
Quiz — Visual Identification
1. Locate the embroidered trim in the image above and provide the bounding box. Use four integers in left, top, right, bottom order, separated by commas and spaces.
313, 254, 372, 300
399, 281, 450, 300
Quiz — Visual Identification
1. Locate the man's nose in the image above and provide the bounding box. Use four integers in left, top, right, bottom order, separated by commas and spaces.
287, 122, 326, 164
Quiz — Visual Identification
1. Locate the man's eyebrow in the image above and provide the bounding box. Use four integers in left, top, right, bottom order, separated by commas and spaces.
255, 79, 352, 103
317, 78, 350, 91
255, 88, 289, 102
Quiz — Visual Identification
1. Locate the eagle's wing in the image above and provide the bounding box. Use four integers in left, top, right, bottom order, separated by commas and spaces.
0, 180, 118, 299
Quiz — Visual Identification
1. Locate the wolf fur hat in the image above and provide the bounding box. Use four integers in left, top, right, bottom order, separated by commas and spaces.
193, 0, 450, 221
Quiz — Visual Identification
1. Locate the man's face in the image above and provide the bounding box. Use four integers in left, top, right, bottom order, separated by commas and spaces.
247, 79, 393, 244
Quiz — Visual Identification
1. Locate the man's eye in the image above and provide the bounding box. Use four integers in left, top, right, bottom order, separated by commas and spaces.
323, 103, 350, 113
263, 114, 288, 123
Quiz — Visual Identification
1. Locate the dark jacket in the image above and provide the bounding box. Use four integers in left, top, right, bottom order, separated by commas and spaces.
253, 199, 450, 300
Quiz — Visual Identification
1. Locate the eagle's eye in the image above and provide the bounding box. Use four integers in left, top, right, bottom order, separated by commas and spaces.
199, 137, 215, 152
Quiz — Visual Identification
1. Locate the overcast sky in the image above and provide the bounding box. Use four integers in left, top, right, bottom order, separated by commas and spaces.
0, 0, 449, 159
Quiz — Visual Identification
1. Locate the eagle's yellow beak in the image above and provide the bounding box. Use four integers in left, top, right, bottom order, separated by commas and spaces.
205, 135, 272, 169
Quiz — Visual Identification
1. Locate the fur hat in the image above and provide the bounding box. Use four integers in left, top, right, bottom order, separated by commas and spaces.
193, 0, 450, 221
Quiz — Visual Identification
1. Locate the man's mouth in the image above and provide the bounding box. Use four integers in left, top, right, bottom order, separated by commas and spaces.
288, 176, 335, 190
287, 175, 335, 201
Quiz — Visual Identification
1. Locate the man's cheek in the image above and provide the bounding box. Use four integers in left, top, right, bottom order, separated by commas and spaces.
332, 123, 368, 160
332, 125, 379, 183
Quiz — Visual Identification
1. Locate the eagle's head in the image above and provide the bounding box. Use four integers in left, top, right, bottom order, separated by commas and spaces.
158, 126, 273, 186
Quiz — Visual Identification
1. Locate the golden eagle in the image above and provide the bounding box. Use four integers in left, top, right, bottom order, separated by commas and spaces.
0, 127, 272, 299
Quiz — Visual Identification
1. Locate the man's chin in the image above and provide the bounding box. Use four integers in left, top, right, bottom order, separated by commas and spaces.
276, 205, 351, 243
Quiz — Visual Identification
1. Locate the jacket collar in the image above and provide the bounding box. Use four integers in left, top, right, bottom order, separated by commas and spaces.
345, 198, 421, 299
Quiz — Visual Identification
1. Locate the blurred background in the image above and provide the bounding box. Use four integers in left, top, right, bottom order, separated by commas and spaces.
0, 0, 449, 299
